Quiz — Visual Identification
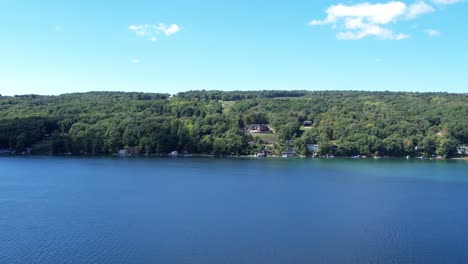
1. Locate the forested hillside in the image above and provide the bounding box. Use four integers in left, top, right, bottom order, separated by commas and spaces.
0, 90, 467, 157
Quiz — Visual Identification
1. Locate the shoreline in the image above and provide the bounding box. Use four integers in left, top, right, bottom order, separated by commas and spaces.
1, 153, 467, 161
452, 157, 468, 160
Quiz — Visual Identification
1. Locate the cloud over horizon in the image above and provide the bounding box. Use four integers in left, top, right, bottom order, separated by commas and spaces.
309, 1, 459, 40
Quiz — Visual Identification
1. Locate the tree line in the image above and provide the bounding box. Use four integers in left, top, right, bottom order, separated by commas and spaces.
0, 90, 467, 158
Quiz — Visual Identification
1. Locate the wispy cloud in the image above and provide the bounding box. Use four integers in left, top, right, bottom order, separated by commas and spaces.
406, 1, 435, 19
131, 59, 141, 64
129, 23, 181, 42
156, 24, 181, 36
431, 0, 464, 4
425, 28, 441, 36
309, 1, 450, 40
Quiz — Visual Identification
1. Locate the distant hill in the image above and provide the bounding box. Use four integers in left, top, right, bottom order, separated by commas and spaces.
0, 90, 467, 158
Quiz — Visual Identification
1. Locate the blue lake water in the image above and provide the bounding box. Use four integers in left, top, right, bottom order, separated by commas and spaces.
1, 157, 468, 264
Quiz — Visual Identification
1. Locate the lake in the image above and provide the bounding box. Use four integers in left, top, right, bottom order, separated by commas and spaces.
1, 157, 468, 264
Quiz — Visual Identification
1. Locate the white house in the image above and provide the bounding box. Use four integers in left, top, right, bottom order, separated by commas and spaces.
307, 144, 320, 153
457, 146, 468, 155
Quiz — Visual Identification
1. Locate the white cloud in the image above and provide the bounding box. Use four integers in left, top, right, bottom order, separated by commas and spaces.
131, 59, 141, 64
309, 2, 407, 26
129, 23, 181, 42
406, 2, 435, 19
337, 26, 410, 40
155, 24, 181, 36
309, 1, 435, 40
425, 28, 441, 36
129, 25, 151, 37
431, 0, 463, 4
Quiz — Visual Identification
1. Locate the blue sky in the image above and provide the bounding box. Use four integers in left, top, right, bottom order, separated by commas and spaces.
0, 0, 467, 95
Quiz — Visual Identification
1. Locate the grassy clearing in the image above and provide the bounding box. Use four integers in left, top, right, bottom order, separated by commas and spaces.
220, 101, 236, 113
252, 133, 277, 144
273, 97, 309, 100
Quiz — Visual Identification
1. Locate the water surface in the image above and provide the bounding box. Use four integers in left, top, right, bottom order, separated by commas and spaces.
1, 157, 468, 263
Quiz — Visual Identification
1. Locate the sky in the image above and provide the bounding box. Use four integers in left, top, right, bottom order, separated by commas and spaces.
0, 0, 467, 96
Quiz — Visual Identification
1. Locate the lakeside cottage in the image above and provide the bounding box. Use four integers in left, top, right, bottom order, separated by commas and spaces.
458, 146, 468, 155
307, 144, 319, 153
246, 124, 270, 133
303, 121, 312, 127
118, 147, 140, 156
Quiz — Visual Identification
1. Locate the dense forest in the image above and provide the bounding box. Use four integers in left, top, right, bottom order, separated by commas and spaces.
0, 90, 467, 158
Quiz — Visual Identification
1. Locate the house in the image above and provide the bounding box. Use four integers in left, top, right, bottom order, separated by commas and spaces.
303, 121, 312, 127
247, 124, 270, 133
126, 147, 140, 155
458, 146, 468, 155
281, 148, 296, 158
307, 144, 319, 153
